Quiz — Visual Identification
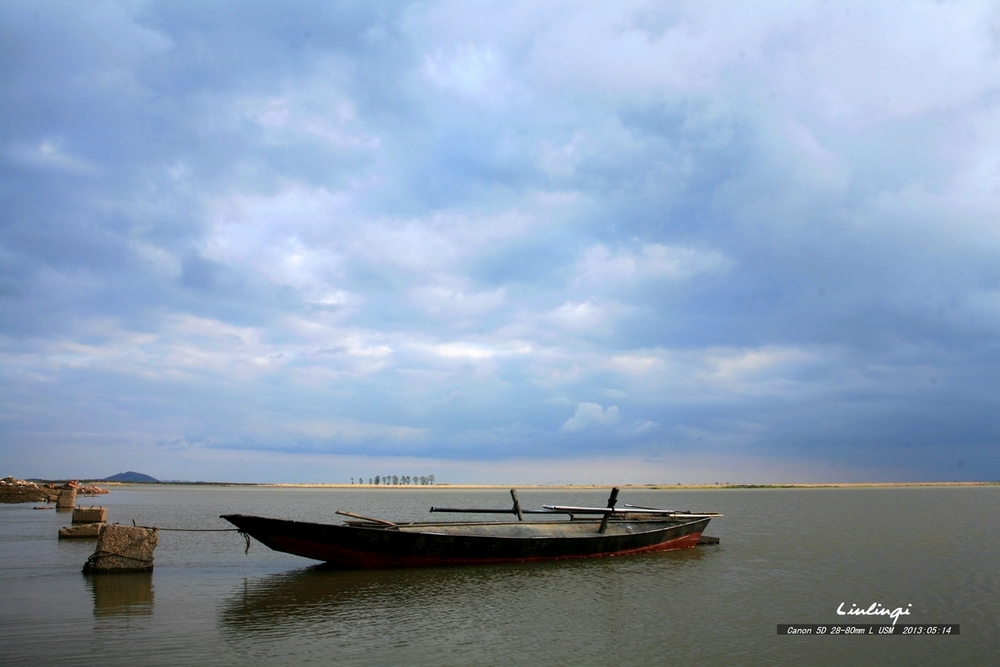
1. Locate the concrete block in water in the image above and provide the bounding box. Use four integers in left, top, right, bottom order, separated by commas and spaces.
83, 524, 159, 573
56, 488, 77, 509
72, 506, 107, 524
59, 523, 103, 539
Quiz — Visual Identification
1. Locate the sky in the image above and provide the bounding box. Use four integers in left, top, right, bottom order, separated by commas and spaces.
2, 0, 999, 484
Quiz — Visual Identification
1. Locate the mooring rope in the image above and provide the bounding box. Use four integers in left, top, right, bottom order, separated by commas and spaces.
153, 527, 252, 553
154, 527, 241, 532
85, 549, 154, 566
111, 526, 251, 553
82, 526, 254, 573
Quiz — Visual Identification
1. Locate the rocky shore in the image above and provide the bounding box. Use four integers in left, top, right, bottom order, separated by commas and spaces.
0, 476, 109, 503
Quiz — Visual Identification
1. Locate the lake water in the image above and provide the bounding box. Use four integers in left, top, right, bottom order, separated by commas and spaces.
1, 485, 996, 666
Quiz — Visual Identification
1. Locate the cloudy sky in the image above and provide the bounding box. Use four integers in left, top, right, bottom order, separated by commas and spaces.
2, 1, 999, 484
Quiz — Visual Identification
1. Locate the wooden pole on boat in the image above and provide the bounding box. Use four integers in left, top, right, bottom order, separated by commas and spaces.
597, 487, 620, 534
510, 489, 524, 521
336, 510, 397, 527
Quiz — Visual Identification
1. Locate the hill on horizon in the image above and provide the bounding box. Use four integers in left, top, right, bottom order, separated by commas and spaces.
103, 471, 159, 483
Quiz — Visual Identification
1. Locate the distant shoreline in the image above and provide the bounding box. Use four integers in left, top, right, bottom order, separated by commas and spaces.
87, 480, 998, 490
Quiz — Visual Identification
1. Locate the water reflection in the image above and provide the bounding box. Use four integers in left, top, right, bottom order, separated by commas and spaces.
224, 567, 375, 630
218, 551, 715, 665
222, 563, 533, 631
221, 550, 709, 633
86, 572, 154, 616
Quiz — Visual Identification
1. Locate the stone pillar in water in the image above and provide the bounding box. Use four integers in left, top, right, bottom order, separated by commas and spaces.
59, 506, 109, 539
56, 488, 77, 509
72, 506, 108, 524
83, 524, 159, 573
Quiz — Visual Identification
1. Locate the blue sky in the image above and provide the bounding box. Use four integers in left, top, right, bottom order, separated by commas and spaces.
2, 1, 999, 484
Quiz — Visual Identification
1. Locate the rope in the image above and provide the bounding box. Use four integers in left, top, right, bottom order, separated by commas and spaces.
82, 526, 251, 571
86, 549, 154, 565
145, 527, 251, 553
152, 527, 249, 552
154, 528, 241, 532
83, 548, 155, 572
124, 526, 250, 553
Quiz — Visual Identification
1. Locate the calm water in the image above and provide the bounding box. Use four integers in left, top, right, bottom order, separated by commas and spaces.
1, 485, 997, 666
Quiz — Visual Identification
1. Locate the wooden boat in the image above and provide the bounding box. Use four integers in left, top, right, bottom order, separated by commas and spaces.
221, 488, 720, 569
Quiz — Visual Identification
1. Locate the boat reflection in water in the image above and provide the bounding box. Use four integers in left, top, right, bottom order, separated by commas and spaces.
221, 566, 431, 632
86, 572, 154, 617
219, 549, 711, 663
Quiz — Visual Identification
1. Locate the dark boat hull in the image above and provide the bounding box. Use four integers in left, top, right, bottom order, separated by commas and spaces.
221, 514, 712, 568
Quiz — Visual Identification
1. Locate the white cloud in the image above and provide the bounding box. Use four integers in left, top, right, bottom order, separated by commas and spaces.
560, 402, 621, 432
285, 419, 428, 444
203, 187, 351, 300
422, 45, 520, 106
574, 243, 731, 288
702, 346, 816, 384
409, 284, 507, 317
9, 138, 98, 174
773, 1, 1000, 124
231, 64, 382, 152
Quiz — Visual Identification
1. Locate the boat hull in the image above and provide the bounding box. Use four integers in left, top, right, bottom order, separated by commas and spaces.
221, 514, 712, 568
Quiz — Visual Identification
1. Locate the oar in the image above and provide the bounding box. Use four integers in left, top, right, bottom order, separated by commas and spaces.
429, 507, 562, 514
430, 507, 519, 513
544, 505, 653, 513
623, 505, 723, 517
431, 488, 542, 517
336, 510, 397, 526
543, 505, 721, 517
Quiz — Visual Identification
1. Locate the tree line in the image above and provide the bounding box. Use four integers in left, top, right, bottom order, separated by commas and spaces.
351, 475, 435, 485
